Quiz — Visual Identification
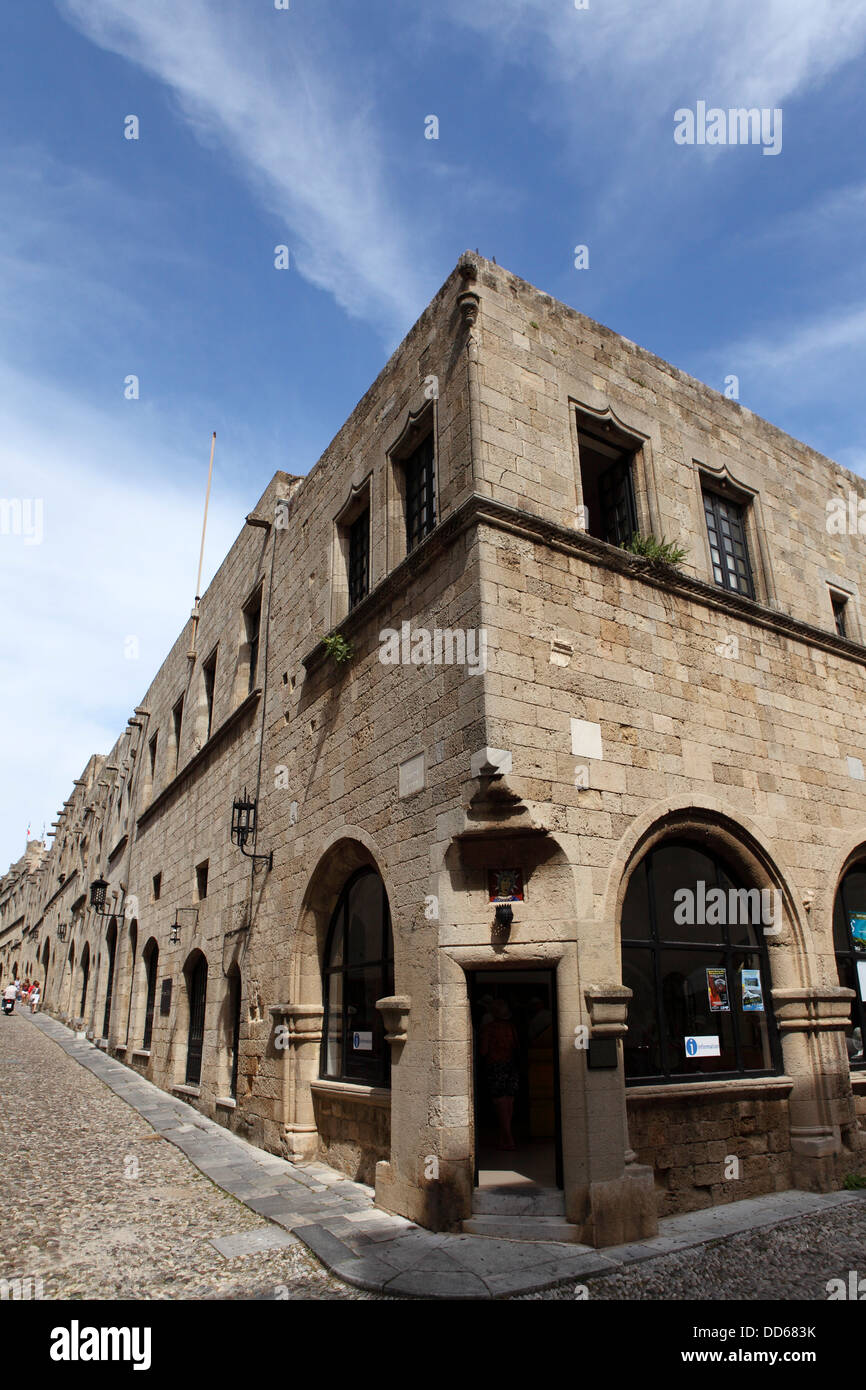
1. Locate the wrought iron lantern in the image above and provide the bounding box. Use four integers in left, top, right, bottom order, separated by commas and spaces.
169, 907, 198, 945
231, 789, 273, 869
89, 877, 112, 915
57, 922, 68, 943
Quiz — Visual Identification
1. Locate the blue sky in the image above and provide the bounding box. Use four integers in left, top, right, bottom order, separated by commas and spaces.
2, 0, 866, 867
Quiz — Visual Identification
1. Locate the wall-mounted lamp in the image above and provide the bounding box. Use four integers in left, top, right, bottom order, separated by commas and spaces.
57, 923, 68, 942
231, 790, 273, 869
89, 877, 114, 916
169, 907, 199, 945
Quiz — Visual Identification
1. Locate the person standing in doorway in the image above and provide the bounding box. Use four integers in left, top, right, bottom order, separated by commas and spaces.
480, 999, 520, 1151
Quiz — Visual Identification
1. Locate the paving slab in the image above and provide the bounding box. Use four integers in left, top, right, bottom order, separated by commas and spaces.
211, 1228, 300, 1259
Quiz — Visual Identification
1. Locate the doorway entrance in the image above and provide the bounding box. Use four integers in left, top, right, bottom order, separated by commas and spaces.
468, 968, 562, 1190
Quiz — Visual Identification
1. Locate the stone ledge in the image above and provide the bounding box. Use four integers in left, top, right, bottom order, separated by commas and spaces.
131, 1049, 151, 1061
215, 1096, 237, 1110
311, 1079, 391, 1109
172, 1083, 202, 1100
626, 1075, 794, 1103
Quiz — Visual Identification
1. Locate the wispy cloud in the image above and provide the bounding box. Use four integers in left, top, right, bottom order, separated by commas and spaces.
442, 0, 866, 109
58, 0, 434, 337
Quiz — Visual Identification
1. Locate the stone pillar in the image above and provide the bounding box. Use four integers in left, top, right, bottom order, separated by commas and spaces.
772, 985, 862, 1188
583, 984, 658, 1247
269, 1002, 323, 1162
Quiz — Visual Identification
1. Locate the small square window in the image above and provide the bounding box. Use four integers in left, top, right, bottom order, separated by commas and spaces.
152, 872, 162, 902
831, 594, 849, 638
196, 860, 209, 900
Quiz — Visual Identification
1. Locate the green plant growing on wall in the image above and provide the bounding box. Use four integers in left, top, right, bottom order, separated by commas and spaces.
622, 533, 688, 567
322, 633, 354, 666
843, 1172, 866, 1189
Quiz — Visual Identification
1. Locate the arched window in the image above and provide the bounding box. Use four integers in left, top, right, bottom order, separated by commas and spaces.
142, 941, 159, 1051
621, 840, 782, 1083
185, 953, 208, 1086
102, 919, 117, 1038
79, 943, 91, 1018
321, 868, 394, 1087
833, 864, 866, 1067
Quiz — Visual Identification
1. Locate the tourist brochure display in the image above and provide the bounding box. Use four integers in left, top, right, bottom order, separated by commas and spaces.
706, 967, 730, 1012
849, 911, 866, 948
740, 967, 765, 1012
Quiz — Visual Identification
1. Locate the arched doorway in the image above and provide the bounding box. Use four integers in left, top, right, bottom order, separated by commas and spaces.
141, 940, 159, 1051
78, 943, 91, 1019
184, 952, 208, 1086
102, 919, 117, 1038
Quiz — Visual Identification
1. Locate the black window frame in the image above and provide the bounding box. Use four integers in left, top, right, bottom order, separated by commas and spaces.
702, 488, 755, 598
202, 648, 217, 740
404, 433, 436, 554
833, 866, 866, 1068
348, 507, 370, 610
320, 867, 394, 1088
622, 839, 783, 1086
831, 593, 849, 638
244, 590, 263, 694
172, 696, 184, 772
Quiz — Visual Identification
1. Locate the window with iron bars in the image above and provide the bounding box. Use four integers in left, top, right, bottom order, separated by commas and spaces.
404, 434, 436, 553
348, 508, 370, 609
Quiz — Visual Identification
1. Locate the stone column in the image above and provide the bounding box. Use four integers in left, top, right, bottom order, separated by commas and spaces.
583, 983, 658, 1247
772, 985, 863, 1187
269, 1002, 323, 1162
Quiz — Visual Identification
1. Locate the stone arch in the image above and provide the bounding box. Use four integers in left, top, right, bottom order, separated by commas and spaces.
135, 936, 160, 1052
288, 828, 395, 1007
77, 942, 92, 1021
180, 948, 209, 1088
601, 796, 815, 993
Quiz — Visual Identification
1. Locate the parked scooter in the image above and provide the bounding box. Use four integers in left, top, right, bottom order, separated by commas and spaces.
2, 997, 14, 1015
2, 985, 16, 1015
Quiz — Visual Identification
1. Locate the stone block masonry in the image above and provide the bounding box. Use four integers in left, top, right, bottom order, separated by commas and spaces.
3, 253, 865, 1248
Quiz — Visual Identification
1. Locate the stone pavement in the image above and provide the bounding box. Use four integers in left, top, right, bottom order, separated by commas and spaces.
21, 1011, 866, 1299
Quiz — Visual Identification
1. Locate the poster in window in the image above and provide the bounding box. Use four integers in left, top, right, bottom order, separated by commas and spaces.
706, 967, 730, 1012
488, 869, 524, 902
849, 912, 866, 948
740, 967, 765, 1013
858, 959, 866, 1002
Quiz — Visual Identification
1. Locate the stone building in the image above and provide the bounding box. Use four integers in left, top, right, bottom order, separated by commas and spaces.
3, 252, 866, 1247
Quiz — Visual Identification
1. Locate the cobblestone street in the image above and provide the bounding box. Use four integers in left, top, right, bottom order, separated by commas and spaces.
0, 1010, 371, 1300
2, 1008, 865, 1304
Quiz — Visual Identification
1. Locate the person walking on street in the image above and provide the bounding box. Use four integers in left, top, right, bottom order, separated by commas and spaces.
29, 982, 40, 1013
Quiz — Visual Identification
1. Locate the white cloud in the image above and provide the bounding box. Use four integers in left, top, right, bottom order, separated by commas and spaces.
0, 362, 246, 867
58, 0, 433, 337
443, 0, 866, 109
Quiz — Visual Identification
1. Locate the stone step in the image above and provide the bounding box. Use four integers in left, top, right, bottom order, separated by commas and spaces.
472, 1187, 566, 1216
461, 1214, 581, 1242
